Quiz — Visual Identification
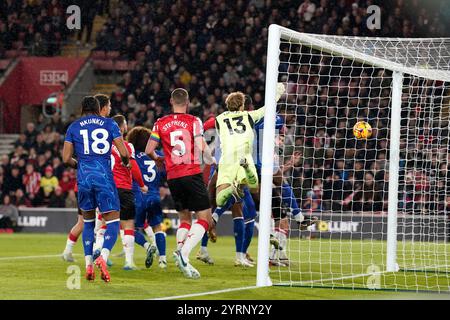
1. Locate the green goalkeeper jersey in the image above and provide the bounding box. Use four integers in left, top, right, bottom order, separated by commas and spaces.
215, 107, 265, 165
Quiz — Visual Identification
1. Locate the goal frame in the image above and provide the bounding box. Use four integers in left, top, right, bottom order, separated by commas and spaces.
256, 24, 449, 288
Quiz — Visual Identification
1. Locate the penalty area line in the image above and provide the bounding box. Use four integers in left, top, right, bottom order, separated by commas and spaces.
150, 285, 259, 300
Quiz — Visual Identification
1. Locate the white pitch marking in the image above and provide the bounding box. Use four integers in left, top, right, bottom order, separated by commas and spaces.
151, 285, 259, 300
0, 254, 81, 261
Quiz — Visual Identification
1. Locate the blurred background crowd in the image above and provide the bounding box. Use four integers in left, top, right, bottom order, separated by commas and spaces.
0, 0, 449, 213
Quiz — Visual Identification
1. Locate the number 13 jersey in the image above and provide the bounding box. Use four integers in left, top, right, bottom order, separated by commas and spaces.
150, 113, 204, 180
215, 107, 265, 166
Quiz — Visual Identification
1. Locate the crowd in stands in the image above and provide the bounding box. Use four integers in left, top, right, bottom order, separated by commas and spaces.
2, 0, 449, 213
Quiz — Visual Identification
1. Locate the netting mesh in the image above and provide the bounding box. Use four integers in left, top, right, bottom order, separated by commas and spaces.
266, 30, 450, 292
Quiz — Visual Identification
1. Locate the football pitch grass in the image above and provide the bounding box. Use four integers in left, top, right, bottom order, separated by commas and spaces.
0, 233, 449, 300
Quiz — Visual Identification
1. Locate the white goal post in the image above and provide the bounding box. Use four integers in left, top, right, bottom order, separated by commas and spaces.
257, 24, 450, 291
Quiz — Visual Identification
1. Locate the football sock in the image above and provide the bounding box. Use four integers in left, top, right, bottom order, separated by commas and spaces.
155, 231, 166, 257
144, 223, 156, 244
201, 232, 209, 248
176, 222, 191, 250
212, 196, 236, 222
82, 219, 95, 261
94, 213, 103, 234
93, 225, 106, 253
242, 188, 256, 254
281, 183, 301, 216
123, 229, 135, 265
243, 219, 255, 254
233, 217, 245, 257
134, 228, 147, 248
64, 232, 78, 254
275, 228, 287, 252
85, 255, 93, 268
101, 219, 120, 262
180, 219, 209, 263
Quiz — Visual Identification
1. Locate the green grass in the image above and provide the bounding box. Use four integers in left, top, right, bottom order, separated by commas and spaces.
0, 233, 449, 300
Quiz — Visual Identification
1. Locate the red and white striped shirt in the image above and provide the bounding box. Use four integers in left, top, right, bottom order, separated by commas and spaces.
23, 172, 41, 196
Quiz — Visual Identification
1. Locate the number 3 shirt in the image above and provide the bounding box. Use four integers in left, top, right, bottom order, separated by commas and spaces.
150, 113, 203, 180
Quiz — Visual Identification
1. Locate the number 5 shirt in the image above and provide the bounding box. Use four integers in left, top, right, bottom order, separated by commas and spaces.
150, 113, 203, 180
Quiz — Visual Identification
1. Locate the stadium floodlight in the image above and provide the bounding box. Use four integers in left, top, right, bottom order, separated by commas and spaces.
258, 24, 450, 292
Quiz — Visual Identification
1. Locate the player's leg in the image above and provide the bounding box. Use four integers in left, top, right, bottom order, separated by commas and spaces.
174, 174, 212, 279
134, 197, 152, 252
231, 202, 253, 267
94, 181, 121, 282
242, 187, 257, 262
206, 167, 218, 243
145, 199, 163, 269
144, 221, 156, 245
269, 193, 286, 266
62, 209, 83, 262
148, 201, 166, 269
77, 184, 97, 281
214, 165, 241, 223
117, 188, 138, 270
81, 209, 96, 281
93, 214, 106, 260
239, 157, 259, 189
277, 217, 290, 266
167, 176, 193, 252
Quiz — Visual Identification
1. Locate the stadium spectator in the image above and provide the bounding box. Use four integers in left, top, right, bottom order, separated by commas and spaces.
65, 189, 78, 208
4, 166, 24, 196
23, 163, 41, 204
59, 171, 75, 194
39, 166, 59, 205
13, 188, 30, 208
2, 0, 448, 212
48, 186, 65, 208
0, 195, 19, 229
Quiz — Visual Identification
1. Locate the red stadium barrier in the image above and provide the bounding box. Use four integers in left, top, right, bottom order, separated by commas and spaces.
0, 56, 86, 133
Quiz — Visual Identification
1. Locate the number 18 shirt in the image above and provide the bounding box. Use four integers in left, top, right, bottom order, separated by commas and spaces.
150, 113, 203, 180
64, 115, 121, 212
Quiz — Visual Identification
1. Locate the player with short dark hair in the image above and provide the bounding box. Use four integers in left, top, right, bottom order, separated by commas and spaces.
103, 114, 148, 271
127, 126, 167, 269
62, 96, 130, 282
61, 94, 114, 263
145, 88, 215, 279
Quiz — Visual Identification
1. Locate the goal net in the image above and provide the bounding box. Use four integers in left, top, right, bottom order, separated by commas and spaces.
257, 24, 450, 292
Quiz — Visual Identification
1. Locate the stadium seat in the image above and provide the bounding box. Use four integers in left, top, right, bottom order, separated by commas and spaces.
0, 59, 11, 70
93, 59, 114, 71
12, 41, 24, 50
128, 60, 138, 70
106, 51, 120, 60
135, 51, 145, 60
91, 50, 106, 60
114, 60, 129, 72
18, 50, 28, 57
5, 50, 18, 58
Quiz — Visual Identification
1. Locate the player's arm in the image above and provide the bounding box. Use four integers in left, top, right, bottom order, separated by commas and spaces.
195, 135, 216, 165
146, 125, 165, 169
249, 83, 286, 123
194, 117, 215, 165
130, 158, 147, 193
113, 137, 130, 168
62, 141, 78, 169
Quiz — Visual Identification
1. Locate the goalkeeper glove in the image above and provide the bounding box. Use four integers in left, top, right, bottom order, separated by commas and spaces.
275, 82, 286, 102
